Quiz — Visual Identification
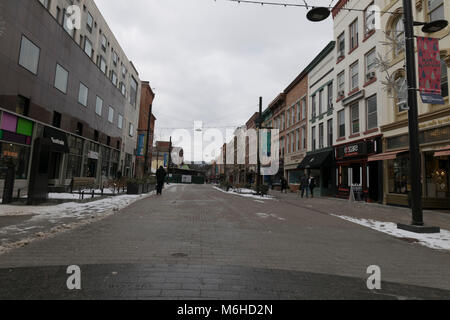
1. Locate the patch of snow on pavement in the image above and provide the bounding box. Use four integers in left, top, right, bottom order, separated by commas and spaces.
256, 213, 286, 221
213, 186, 274, 200
48, 193, 101, 200
331, 214, 450, 251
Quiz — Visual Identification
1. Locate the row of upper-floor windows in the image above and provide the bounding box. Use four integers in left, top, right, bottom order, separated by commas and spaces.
336, 2, 376, 59
18, 35, 136, 138
336, 47, 377, 99
336, 0, 446, 60
311, 82, 334, 117
282, 126, 308, 156
270, 98, 307, 132
37, 0, 138, 108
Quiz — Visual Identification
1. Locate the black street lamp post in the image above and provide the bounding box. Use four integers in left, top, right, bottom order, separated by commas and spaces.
396, 0, 446, 233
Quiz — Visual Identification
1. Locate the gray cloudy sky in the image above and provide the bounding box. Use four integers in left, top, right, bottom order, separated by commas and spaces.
95, 0, 333, 161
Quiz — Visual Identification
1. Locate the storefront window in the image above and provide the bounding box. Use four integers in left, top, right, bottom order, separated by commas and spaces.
68, 135, 83, 156
288, 170, 302, 185
0, 142, 30, 179
101, 147, 111, 178
66, 155, 82, 179
425, 152, 449, 199
388, 154, 410, 194
65, 135, 84, 179
110, 150, 119, 178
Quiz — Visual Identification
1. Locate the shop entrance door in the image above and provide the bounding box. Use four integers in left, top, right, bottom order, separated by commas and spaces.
87, 159, 97, 178
368, 162, 379, 202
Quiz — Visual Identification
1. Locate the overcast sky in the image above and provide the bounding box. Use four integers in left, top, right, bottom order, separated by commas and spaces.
95, 0, 334, 161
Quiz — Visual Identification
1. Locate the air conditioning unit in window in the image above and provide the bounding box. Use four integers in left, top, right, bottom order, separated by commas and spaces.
366, 71, 376, 81
397, 101, 409, 111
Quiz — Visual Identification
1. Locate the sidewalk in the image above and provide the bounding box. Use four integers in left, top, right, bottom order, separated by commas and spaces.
268, 190, 450, 231
0, 190, 162, 255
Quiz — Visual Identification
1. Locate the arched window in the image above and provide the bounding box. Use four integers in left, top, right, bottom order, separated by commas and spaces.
394, 17, 405, 55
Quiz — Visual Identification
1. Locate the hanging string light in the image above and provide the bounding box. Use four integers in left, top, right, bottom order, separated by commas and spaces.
216, 0, 401, 15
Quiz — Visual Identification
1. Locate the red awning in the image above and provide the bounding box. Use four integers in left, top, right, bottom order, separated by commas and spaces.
435, 150, 450, 157
367, 149, 408, 162
434, 146, 450, 157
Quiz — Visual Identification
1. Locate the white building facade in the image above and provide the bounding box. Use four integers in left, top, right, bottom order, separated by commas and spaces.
331, 0, 385, 202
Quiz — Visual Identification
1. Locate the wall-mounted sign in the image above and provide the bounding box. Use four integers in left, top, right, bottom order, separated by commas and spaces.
337, 141, 372, 159
182, 175, 192, 183
88, 151, 99, 160
43, 127, 69, 153
0, 112, 33, 145
3, 150, 18, 158
0, 129, 31, 145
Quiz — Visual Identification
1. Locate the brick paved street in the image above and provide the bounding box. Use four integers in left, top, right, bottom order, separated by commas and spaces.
1, 184, 450, 299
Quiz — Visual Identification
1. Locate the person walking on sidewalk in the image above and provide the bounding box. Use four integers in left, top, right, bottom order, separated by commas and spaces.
156, 166, 167, 195
309, 176, 316, 198
280, 177, 288, 194
300, 175, 309, 198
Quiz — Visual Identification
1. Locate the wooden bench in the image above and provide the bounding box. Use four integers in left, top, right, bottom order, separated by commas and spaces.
70, 177, 96, 194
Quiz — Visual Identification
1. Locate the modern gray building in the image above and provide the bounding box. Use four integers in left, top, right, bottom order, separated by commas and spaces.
0, 0, 141, 197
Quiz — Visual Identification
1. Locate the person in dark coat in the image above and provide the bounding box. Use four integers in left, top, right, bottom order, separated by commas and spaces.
156, 166, 166, 195
300, 175, 309, 198
309, 176, 316, 198
280, 177, 288, 194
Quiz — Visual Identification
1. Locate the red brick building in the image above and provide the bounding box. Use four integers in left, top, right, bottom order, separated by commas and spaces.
136, 81, 156, 177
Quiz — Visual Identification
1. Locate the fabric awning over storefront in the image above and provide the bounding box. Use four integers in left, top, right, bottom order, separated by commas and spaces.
297, 150, 332, 169
434, 146, 450, 157
367, 149, 409, 162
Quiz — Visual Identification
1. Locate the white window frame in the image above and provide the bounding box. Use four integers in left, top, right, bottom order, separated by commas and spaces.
350, 62, 359, 91
54, 63, 69, 94
95, 96, 103, 116
18, 35, 40, 75
78, 82, 89, 107
108, 106, 114, 123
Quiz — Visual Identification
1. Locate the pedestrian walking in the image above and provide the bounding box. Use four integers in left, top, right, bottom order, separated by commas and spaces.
309, 176, 316, 198
300, 175, 309, 198
156, 166, 166, 195
281, 177, 288, 194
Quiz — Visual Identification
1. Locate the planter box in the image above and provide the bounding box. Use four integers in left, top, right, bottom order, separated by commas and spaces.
127, 182, 143, 195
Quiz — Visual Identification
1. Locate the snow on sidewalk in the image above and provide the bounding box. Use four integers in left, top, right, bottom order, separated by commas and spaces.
213, 186, 275, 200
332, 214, 450, 251
0, 186, 180, 255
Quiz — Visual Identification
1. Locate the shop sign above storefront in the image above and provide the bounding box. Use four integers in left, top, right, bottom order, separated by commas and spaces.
43, 126, 69, 153
337, 142, 368, 159
88, 151, 99, 160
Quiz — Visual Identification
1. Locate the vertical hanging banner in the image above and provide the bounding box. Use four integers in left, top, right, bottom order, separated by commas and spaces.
137, 134, 145, 157
417, 37, 445, 105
